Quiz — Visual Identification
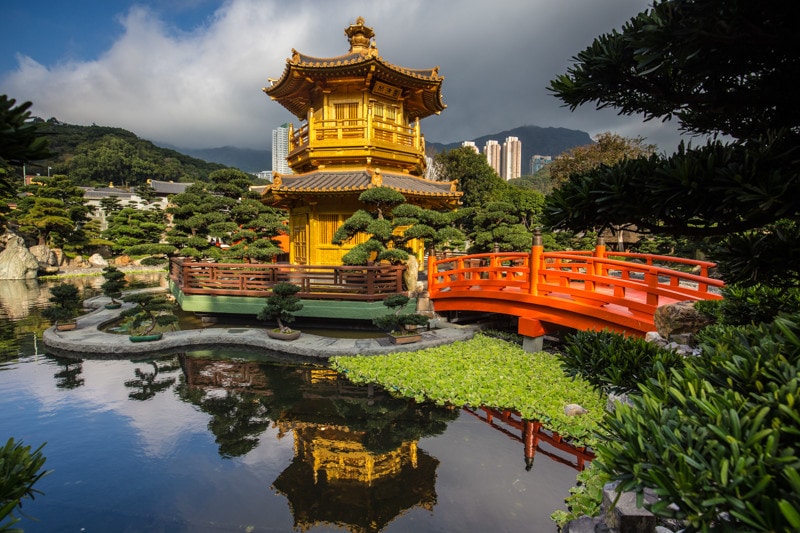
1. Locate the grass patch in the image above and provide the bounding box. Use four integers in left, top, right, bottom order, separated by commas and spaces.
330, 333, 605, 447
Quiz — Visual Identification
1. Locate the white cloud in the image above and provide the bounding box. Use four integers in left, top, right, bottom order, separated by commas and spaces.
1, 0, 689, 152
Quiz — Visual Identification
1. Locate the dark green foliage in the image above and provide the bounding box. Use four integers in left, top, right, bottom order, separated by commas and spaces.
120, 292, 178, 336
550, 463, 610, 528
256, 282, 303, 332
559, 329, 685, 395
547, 0, 800, 287
0, 95, 52, 193
100, 265, 127, 304
540, 229, 597, 252
714, 219, 800, 289
41, 283, 81, 325
12, 175, 90, 248
432, 147, 505, 208
372, 294, 429, 333
0, 438, 50, 530
357, 187, 406, 219
695, 283, 800, 327
123, 243, 177, 257
166, 170, 286, 262
101, 206, 167, 253
596, 314, 800, 531
139, 256, 168, 266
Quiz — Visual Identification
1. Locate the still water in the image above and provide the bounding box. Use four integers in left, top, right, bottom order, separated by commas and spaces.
1, 274, 582, 532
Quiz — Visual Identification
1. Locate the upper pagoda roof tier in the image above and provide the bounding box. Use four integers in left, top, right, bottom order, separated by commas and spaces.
263, 17, 445, 121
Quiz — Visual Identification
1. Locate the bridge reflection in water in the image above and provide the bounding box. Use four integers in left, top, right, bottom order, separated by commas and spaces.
464, 407, 594, 472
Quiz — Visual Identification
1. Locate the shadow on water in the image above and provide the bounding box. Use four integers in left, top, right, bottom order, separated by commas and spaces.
0, 273, 590, 532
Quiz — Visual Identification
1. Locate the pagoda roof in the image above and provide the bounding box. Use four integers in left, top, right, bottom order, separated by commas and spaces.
264, 18, 445, 120
263, 169, 460, 201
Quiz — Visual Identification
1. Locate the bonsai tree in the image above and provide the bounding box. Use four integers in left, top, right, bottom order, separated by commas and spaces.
372, 294, 429, 334
257, 282, 303, 333
120, 292, 178, 336
100, 265, 127, 306
42, 283, 82, 327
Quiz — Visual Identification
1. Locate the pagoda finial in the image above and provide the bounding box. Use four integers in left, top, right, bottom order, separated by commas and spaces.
345, 17, 376, 55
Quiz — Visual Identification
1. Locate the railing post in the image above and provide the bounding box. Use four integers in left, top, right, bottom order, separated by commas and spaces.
366, 263, 375, 296
427, 247, 436, 294
529, 229, 542, 295
594, 236, 606, 277
307, 108, 314, 141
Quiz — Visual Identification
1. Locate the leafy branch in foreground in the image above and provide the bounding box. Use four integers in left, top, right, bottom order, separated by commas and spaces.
0, 438, 51, 530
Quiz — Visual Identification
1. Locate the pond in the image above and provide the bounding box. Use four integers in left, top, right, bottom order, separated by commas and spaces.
1, 274, 585, 532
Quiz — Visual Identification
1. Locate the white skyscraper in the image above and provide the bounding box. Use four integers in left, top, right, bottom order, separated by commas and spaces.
461, 140, 479, 154
483, 140, 501, 176
502, 136, 522, 180
271, 123, 292, 175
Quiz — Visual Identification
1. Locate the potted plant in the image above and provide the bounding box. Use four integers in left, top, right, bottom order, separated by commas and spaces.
100, 265, 127, 309
119, 292, 178, 342
257, 282, 303, 340
372, 294, 430, 344
43, 283, 82, 331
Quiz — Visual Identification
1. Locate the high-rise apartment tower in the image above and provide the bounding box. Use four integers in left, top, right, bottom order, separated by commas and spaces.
483, 140, 501, 176
502, 136, 522, 180
271, 123, 292, 175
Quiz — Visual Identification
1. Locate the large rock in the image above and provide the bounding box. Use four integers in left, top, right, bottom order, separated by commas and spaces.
653, 300, 712, 340
88, 253, 109, 268
0, 232, 40, 279
30, 244, 61, 274
404, 255, 419, 293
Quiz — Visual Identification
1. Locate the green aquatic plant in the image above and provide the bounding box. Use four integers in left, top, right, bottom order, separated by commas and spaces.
331, 334, 605, 447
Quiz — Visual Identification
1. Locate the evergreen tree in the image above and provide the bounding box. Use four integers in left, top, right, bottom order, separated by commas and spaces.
547, 0, 800, 287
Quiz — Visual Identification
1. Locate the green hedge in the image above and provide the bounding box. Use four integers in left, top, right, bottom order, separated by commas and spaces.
559, 329, 686, 395
595, 314, 800, 531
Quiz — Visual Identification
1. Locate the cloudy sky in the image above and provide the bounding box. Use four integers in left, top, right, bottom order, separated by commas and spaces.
1, 0, 687, 153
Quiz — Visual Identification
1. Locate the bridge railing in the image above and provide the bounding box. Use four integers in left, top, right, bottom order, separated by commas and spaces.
428, 242, 724, 319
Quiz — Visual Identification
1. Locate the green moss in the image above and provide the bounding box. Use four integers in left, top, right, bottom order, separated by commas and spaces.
331, 333, 605, 447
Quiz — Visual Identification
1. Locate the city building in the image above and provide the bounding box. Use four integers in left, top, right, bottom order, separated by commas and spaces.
461, 141, 479, 154
483, 140, 501, 176
271, 123, 293, 175
529, 154, 553, 175
502, 136, 522, 180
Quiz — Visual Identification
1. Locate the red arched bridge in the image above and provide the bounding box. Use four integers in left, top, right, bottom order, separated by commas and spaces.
426, 240, 724, 339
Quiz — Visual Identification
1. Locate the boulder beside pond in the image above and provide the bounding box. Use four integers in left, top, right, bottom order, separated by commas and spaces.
653, 300, 712, 340
0, 232, 39, 280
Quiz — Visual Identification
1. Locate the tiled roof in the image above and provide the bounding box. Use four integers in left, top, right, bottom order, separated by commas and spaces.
81, 187, 134, 200
266, 170, 459, 198
149, 180, 192, 195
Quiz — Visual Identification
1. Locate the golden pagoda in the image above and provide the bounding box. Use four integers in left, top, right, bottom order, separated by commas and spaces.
262, 17, 462, 265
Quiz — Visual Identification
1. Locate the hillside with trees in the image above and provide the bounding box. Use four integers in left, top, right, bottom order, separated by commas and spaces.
27, 118, 229, 187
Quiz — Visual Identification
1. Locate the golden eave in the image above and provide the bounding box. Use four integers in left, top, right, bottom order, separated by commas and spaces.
263, 19, 445, 121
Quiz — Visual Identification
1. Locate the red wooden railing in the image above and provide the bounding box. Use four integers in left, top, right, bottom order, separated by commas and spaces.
428, 239, 724, 336
170, 258, 405, 302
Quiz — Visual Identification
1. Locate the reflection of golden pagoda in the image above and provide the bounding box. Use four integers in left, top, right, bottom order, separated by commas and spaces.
262, 17, 462, 265
180, 357, 445, 532
272, 422, 438, 533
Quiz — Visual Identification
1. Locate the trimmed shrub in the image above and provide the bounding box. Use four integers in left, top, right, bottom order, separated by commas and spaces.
559, 329, 686, 395
595, 314, 800, 531
695, 283, 800, 327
